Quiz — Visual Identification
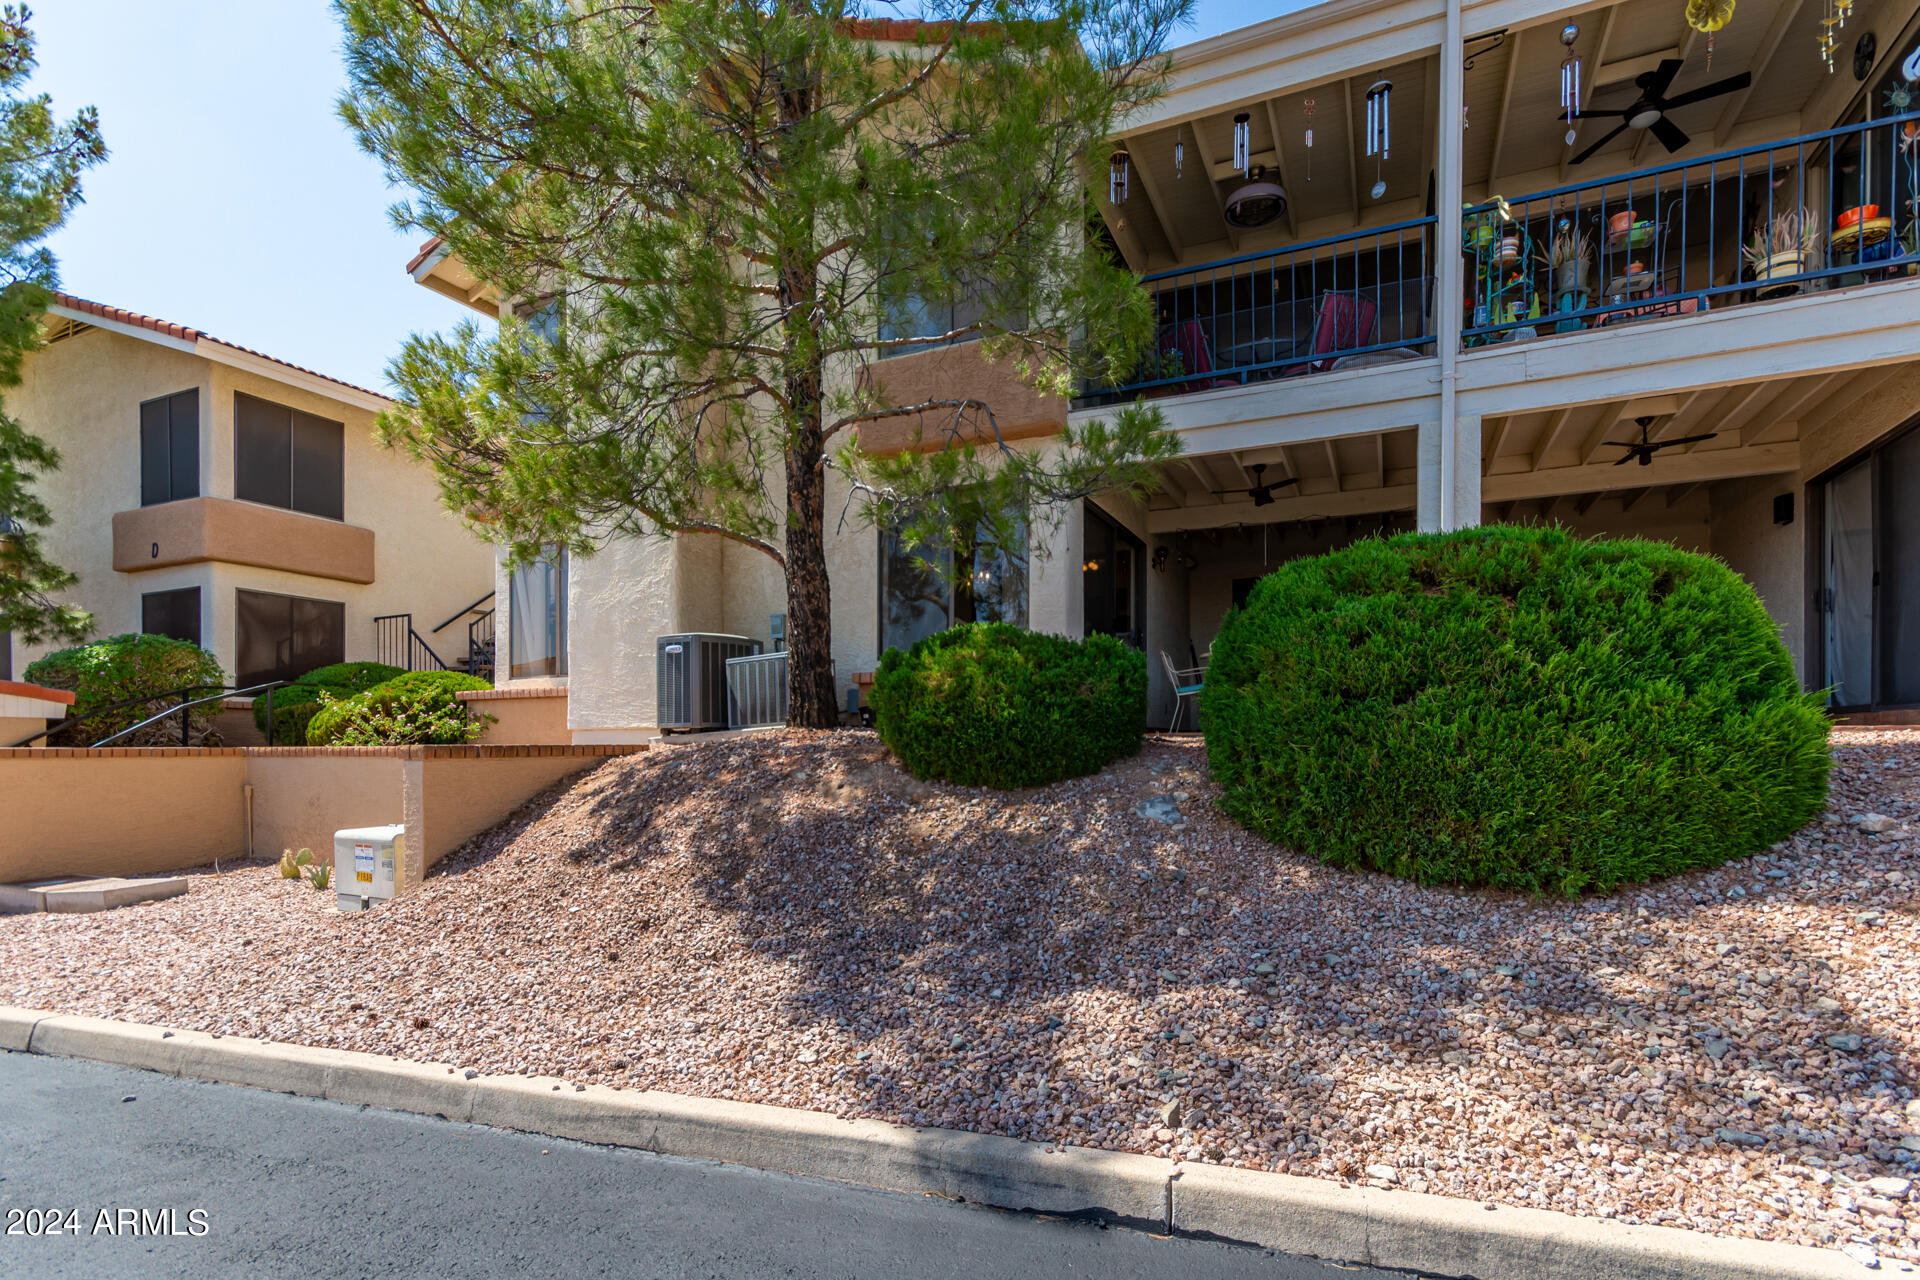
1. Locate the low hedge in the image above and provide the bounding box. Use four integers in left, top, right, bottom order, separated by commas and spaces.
252, 661, 404, 744
1200, 526, 1831, 894
872, 621, 1146, 789
24, 633, 226, 746
305, 669, 493, 746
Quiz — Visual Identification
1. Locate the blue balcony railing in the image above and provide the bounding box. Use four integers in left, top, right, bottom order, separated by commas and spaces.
1463, 111, 1920, 345
1076, 216, 1439, 407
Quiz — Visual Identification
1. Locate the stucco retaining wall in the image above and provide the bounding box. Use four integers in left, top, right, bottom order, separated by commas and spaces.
0, 745, 641, 885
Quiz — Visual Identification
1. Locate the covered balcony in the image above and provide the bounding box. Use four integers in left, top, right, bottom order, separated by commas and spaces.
1080, 0, 1920, 407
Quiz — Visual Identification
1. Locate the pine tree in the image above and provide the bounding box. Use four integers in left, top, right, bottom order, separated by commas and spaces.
338, 0, 1187, 727
0, 4, 106, 647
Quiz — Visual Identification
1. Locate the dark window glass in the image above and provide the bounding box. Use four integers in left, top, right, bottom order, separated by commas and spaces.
141, 588, 201, 647
235, 588, 344, 687
879, 515, 1026, 655
139, 389, 199, 506
1083, 501, 1145, 646
0, 630, 10, 681
235, 392, 343, 519
290, 411, 344, 520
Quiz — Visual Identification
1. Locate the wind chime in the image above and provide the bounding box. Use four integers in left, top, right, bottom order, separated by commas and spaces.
1559, 23, 1581, 146
1174, 135, 1185, 180
1817, 0, 1852, 72
1364, 80, 1392, 199
1303, 98, 1315, 181
1232, 112, 1253, 175
1684, 0, 1734, 69
1109, 146, 1129, 203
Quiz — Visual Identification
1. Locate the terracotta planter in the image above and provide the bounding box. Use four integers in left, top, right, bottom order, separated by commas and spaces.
1608, 210, 1637, 237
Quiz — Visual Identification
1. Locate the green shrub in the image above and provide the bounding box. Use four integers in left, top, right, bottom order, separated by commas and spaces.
252, 660, 404, 742
305, 669, 493, 746
24, 633, 226, 746
1201, 526, 1830, 895
872, 622, 1146, 789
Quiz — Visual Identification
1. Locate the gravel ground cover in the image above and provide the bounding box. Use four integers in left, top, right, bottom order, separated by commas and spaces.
3, 728, 1917, 1262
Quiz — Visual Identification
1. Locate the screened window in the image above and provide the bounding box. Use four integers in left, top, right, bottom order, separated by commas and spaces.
235, 589, 344, 687
140, 389, 199, 506
508, 548, 568, 678
235, 392, 344, 520
879, 517, 1027, 654
141, 587, 202, 647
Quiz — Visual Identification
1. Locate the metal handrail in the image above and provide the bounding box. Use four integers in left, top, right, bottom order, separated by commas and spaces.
11, 680, 289, 749
92, 681, 292, 748
430, 590, 496, 634
1463, 109, 1920, 216
1138, 214, 1440, 283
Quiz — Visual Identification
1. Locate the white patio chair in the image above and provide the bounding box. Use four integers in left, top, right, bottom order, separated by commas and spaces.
1161, 650, 1206, 734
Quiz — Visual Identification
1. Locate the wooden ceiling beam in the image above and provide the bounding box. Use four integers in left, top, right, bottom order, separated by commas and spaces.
1123, 133, 1184, 264
1259, 98, 1301, 240
1487, 26, 1523, 189
1715, 0, 1804, 143
1344, 77, 1362, 223
1796, 364, 1906, 441
1325, 438, 1344, 492
1665, 481, 1700, 509
1748, 374, 1841, 446
1190, 119, 1243, 254
1619, 486, 1651, 514
1532, 407, 1578, 469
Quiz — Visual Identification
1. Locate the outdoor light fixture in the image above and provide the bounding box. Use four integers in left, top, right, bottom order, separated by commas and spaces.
1225, 166, 1287, 227
1232, 112, 1252, 175
1108, 148, 1130, 203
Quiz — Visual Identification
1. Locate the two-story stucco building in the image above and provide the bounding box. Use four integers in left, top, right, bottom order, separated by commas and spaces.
421, 0, 1920, 737
7, 295, 495, 695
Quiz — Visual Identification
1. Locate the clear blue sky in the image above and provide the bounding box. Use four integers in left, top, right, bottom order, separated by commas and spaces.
32, 1, 1291, 393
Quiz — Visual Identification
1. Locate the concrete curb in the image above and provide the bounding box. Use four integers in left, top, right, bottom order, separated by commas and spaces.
0, 1005, 1868, 1280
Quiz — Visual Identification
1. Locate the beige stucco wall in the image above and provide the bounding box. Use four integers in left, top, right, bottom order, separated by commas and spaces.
415, 754, 607, 867
0, 753, 250, 882
12, 327, 493, 681
563, 531, 676, 739
246, 754, 405, 866
463, 689, 571, 745
112, 496, 376, 584
1711, 475, 1805, 680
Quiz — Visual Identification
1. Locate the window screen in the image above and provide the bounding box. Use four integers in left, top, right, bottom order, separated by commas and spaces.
141, 587, 202, 647
235, 588, 344, 687
235, 392, 344, 519
139, 389, 199, 506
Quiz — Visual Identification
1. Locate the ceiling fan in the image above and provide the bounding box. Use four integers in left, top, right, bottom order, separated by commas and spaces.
1603, 416, 1718, 466
1566, 59, 1751, 165
1213, 462, 1300, 506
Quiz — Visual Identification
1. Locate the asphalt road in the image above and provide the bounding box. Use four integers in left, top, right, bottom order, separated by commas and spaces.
0, 1052, 1409, 1280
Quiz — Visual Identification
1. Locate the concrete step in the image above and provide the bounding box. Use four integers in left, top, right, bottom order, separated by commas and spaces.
0, 876, 189, 915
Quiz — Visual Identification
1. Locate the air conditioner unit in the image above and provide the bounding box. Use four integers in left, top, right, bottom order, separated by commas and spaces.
657, 633, 760, 732
726, 650, 789, 729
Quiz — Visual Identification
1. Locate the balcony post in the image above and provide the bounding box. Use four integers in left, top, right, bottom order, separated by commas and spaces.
1424, 0, 1478, 532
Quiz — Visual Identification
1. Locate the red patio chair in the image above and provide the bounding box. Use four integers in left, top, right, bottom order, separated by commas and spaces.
1278, 291, 1380, 376
1153, 320, 1241, 395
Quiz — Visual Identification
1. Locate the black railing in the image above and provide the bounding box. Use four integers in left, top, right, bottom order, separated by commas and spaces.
9, 680, 289, 748
1077, 216, 1439, 406
430, 590, 496, 637
466, 608, 496, 680
374, 613, 449, 673
1463, 111, 1920, 345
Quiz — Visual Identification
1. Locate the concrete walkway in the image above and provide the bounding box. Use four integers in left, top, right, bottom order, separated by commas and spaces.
1, 1052, 1412, 1280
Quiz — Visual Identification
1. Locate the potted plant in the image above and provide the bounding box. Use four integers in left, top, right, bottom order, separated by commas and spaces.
1538, 225, 1592, 297
1743, 207, 1821, 287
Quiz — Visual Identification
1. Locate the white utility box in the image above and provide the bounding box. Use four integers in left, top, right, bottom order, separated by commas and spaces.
333, 824, 404, 913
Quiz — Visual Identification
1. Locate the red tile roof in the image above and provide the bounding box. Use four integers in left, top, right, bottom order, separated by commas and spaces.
404, 235, 445, 276
48, 293, 392, 404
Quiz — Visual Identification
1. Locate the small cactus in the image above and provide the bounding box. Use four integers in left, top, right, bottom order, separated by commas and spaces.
278, 847, 313, 879
306, 862, 332, 891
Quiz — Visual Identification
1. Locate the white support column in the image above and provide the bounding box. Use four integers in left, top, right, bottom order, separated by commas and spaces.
1425, 0, 1469, 532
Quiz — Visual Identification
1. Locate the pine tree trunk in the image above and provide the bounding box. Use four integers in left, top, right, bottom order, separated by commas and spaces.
783, 425, 839, 730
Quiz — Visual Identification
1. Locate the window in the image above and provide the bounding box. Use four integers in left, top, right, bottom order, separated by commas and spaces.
880, 517, 1027, 654
235, 589, 344, 687
1083, 501, 1145, 647
141, 588, 201, 647
0, 630, 10, 681
140, 389, 199, 506
235, 392, 344, 520
508, 548, 568, 678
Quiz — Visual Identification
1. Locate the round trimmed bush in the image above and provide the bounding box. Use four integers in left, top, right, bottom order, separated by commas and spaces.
1201, 527, 1830, 895
306, 669, 493, 746
24, 633, 226, 746
252, 661, 404, 743
872, 622, 1146, 789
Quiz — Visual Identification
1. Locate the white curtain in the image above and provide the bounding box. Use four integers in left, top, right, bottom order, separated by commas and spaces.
509, 549, 566, 678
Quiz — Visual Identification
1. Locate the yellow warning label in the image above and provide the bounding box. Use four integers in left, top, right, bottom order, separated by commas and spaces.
356, 871, 373, 883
